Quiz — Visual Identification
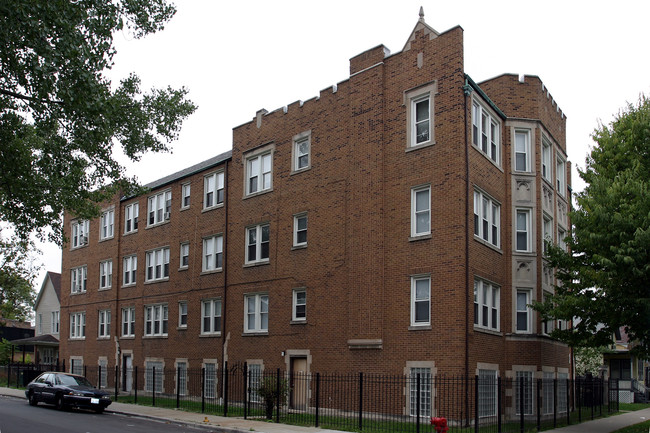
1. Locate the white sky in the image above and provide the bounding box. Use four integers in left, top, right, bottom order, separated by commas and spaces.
33, 0, 650, 291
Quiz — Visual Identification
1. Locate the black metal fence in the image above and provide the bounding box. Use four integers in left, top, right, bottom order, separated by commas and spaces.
0, 363, 620, 433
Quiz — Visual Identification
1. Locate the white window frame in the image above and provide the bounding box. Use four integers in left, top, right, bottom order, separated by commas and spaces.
411, 275, 431, 327
100, 209, 114, 240
557, 372, 568, 413
179, 242, 189, 269
515, 370, 533, 415
409, 367, 432, 417
201, 299, 222, 335
99, 260, 112, 289
145, 246, 170, 282
37, 313, 42, 334
292, 289, 306, 322
70, 312, 86, 339
558, 226, 567, 251
478, 369, 498, 417
473, 190, 500, 248
204, 362, 218, 398
248, 363, 263, 402
543, 292, 555, 335
98, 309, 111, 338
514, 130, 531, 172
292, 130, 311, 172
204, 171, 224, 209
124, 202, 139, 233
202, 235, 223, 272
557, 156, 566, 197
244, 293, 269, 333
515, 209, 531, 252
123, 255, 137, 286
411, 186, 431, 237
542, 138, 552, 182
99, 358, 108, 388
543, 215, 553, 255
474, 279, 500, 331
51, 311, 60, 334
144, 304, 168, 337
472, 100, 500, 164
71, 220, 89, 248
181, 182, 191, 209
406, 83, 436, 149
145, 360, 164, 393
70, 265, 87, 294
147, 189, 172, 226
246, 224, 270, 264
178, 301, 187, 328
121, 307, 135, 337
245, 150, 273, 196
293, 213, 307, 247
175, 360, 188, 396
516, 289, 532, 333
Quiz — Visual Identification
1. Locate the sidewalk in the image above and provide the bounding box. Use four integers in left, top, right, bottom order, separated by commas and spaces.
3, 386, 650, 433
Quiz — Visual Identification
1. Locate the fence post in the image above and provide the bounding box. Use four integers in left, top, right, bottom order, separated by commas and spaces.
577, 378, 582, 423
536, 378, 541, 431
591, 378, 594, 420
275, 368, 281, 424
359, 372, 364, 432
566, 378, 570, 425
223, 361, 229, 417
415, 373, 420, 433
84, 364, 87, 378
498, 376, 502, 433
176, 366, 181, 409
474, 375, 479, 433
7, 364, 10, 388
134, 366, 138, 404
315, 372, 320, 428
201, 367, 205, 413
97, 364, 102, 389
152, 366, 156, 407
243, 362, 248, 419
553, 378, 557, 428
62, 358, 66, 373
519, 376, 524, 433
114, 365, 119, 401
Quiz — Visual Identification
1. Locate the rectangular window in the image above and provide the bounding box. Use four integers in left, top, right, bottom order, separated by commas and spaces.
293, 289, 306, 321
246, 224, 270, 264
37, 313, 42, 334
124, 202, 139, 233
245, 293, 269, 333
181, 183, 191, 208
144, 304, 168, 336
201, 299, 222, 335
147, 190, 172, 226
543, 292, 555, 335
557, 372, 568, 413
180, 242, 189, 268
409, 367, 432, 417
69, 312, 86, 339
178, 302, 187, 328
543, 216, 553, 255
51, 311, 59, 334
99, 359, 108, 388
413, 96, 431, 146
557, 157, 566, 196
516, 209, 531, 252
472, 101, 500, 163
145, 361, 163, 393
98, 310, 110, 338
543, 372, 555, 415
246, 152, 272, 195
411, 186, 431, 237
478, 370, 498, 417
294, 136, 310, 171
123, 255, 137, 286
514, 130, 530, 172
473, 190, 500, 247
99, 260, 112, 289
558, 227, 567, 251
176, 361, 187, 396
293, 213, 307, 247
100, 209, 114, 240
248, 364, 262, 402
146, 247, 170, 281
516, 289, 532, 333
542, 139, 552, 182
205, 363, 217, 398
515, 371, 533, 415
70, 265, 87, 293
204, 172, 224, 209
474, 279, 500, 331
121, 307, 135, 337
411, 276, 431, 326
202, 235, 223, 271
71, 220, 89, 248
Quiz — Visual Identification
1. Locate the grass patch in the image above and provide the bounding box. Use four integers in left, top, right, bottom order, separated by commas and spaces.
612, 419, 650, 433
619, 403, 650, 411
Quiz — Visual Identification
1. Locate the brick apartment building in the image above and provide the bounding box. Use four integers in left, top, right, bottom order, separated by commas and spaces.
59, 10, 572, 407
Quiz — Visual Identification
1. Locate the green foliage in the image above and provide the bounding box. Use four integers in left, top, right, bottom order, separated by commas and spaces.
574, 346, 606, 376
0, 338, 13, 364
257, 376, 290, 419
0, 232, 37, 321
0, 0, 196, 244
534, 96, 650, 358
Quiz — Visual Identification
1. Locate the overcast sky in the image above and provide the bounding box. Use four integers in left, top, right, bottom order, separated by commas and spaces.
34, 0, 650, 290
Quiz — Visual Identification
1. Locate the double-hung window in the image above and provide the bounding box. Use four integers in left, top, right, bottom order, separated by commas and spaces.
411, 276, 431, 326
292, 289, 306, 321
244, 293, 269, 333
146, 247, 170, 281
144, 304, 168, 336
100, 210, 114, 240
71, 220, 89, 248
121, 307, 135, 337
246, 224, 270, 264
148, 190, 172, 226
71, 266, 87, 293
406, 83, 436, 148
204, 172, 224, 209
202, 235, 223, 272
70, 312, 86, 339
98, 310, 110, 338
515, 209, 531, 252
411, 186, 430, 237
246, 152, 272, 195
124, 202, 139, 233
474, 279, 499, 331
99, 260, 112, 289
514, 130, 531, 172
558, 227, 567, 251
123, 255, 137, 286
516, 289, 532, 333
51, 311, 59, 334
473, 190, 500, 247
178, 301, 187, 328
201, 299, 222, 335
293, 133, 311, 171
543, 216, 553, 255
557, 156, 566, 197
472, 101, 500, 163
293, 213, 307, 247
181, 183, 191, 209
542, 139, 552, 182
180, 242, 189, 269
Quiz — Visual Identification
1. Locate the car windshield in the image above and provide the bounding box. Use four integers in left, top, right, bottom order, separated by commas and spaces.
56, 374, 93, 387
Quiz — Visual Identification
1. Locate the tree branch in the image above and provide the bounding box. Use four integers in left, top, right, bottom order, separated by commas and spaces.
0, 88, 64, 105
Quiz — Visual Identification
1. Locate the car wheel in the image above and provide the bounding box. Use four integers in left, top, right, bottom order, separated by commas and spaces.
27, 391, 38, 406
55, 394, 66, 411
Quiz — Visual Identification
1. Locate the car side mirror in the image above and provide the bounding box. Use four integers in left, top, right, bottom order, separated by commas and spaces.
45, 381, 53, 386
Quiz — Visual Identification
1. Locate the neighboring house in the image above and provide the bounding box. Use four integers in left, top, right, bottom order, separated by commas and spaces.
604, 327, 649, 403
0, 317, 34, 362
59, 10, 572, 415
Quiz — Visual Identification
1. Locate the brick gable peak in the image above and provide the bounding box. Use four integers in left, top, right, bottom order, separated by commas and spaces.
402, 7, 440, 52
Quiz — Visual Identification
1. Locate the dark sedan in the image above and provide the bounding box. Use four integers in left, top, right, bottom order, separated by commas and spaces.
25, 372, 112, 413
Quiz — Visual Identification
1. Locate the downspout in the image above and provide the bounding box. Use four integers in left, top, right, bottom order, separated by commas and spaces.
115, 193, 123, 370
221, 160, 229, 369
462, 77, 473, 415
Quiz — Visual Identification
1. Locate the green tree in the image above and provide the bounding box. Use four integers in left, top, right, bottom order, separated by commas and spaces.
0, 0, 196, 244
0, 232, 38, 322
536, 96, 650, 358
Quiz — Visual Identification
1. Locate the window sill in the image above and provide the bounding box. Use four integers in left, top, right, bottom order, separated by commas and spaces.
180, 206, 190, 212
201, 269, 223, 275
70, 245, 88, 251
408, 325, 432, 331
146, 220, 170, 230
143, 335, 168, 339
70, 291, 87, 296
290, 320, 307, 325
473, 326, 502, 337
202, 203, 224, 213
409, 234, 431, 242
121, 284, 136, 289
97, 337, 111, 341
242, 331, 268, 337
405, 141, 435, 152
473, 236, 502, 253
200, 333, 222, 338
98, 287, 111, 292
98, 236, 115, 243
123, 230, 138, 236
144, 278, 170, 285
177, 326, 187, 331
244, 261, 270, 268
178, 266, 188, 272
290, 166, 311, 176
243, 188, 273, 200
69, 338, 86, 341
120, 336, 135, 340
291, 244, 307, 251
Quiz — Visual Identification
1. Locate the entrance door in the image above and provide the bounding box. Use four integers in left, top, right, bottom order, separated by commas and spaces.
290, 357, 308, 410
122, 354, 133, 392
